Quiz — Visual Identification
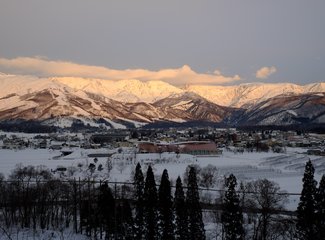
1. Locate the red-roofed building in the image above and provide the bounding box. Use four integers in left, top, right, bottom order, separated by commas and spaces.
138, 141, 220, 155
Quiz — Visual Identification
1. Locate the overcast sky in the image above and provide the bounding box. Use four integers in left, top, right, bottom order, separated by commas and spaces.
0, 0, 324, 85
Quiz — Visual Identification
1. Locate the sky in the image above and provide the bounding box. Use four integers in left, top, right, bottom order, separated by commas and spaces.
0, 0, 324, 86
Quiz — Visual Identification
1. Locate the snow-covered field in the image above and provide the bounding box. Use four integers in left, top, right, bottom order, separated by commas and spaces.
1, 145, 324, 239
0, 146, 323, 211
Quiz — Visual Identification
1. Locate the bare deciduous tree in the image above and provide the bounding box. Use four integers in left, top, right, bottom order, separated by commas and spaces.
243, 179, 289, 240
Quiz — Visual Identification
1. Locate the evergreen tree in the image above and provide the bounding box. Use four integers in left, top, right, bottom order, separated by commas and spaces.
133, 163, 144, 239
316, 174, 325, 239
158, 169, 174, 239
98, 182, 115, 238
186, 167, 205, 240
116, 199, 134, 239
144, 165, 159, 240
296, 160, 317, 240
221, 174, 244, 240
174, 176, 189, 240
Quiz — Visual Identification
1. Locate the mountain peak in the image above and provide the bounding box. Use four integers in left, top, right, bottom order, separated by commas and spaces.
0, 74, 324, 128
0, 73, 324, 107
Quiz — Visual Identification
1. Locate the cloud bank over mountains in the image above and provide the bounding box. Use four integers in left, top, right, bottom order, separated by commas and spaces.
0, 56, 241, 86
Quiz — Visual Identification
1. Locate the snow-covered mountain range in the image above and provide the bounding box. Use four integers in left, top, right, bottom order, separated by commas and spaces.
227, 92, 325, 126
0, 73, 324, 128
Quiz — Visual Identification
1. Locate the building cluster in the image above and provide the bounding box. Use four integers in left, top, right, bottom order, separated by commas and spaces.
138, 141, 221, 155
0, 128, 324, 156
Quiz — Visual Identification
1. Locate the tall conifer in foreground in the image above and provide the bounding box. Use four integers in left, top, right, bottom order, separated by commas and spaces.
186, 167, 205, 240
98, 182, 115, 238
115, 199, 134, 239
143, 165, 159, 240
221, 174, 244, 240
316, 174, 325, 239
158, 169, 174, 239
133, 163, 144, 239
174, 176, 189, 240
296, 160, 317, 240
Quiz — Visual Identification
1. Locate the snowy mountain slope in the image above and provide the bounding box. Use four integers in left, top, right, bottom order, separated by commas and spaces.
54, 77, 184, 103
231, 93, 325, 125
0, 73, 324, 128
0, 74, 62, 98
0, 82, 234, 127
51, 79, 325, 107
184, 82, 325, 108
1, 73, 324, 108
304, 82, 325, 93
0, 74, 183, 103
153, 92, 235, 122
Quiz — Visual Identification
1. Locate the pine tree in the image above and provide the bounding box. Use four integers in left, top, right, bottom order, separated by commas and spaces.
133, 163, 144, 239
316, 174, 325, 239
158, 169, 174, 240
144, 165, 159, 240
221, 174, 244, 240
174, 176, 189, 240
296, 160, 317, 240
186, 167, 205, 240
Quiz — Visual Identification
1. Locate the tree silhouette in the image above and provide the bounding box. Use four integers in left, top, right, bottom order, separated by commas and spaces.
296, 160, 317, 240
158, 169, 174, 239
116, 199, 134, 239
221, 174, 244, 240
244, 179, 288, 240
316, 174, 325, 239
186, 167, 205, 240
133, 163, 144, 239
143, 165, 159, 239
174, 176, 189, 240
98, 182, 115, 238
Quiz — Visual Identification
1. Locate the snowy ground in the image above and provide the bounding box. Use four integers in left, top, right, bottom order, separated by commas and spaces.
0, 146, 323, 210
0, 148, 325, 205
1, 146, 324, 239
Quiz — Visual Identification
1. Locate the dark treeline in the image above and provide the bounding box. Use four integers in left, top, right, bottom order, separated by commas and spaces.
0, 120, 58, 133
1, 119, 325, 134
0, 164, 205, 239
0, 162, 324, 239
237, 124, 325, 134
0, 173, 135, 238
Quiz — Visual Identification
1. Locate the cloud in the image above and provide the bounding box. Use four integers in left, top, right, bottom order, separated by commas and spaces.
0, 56, 241, 85
255, 66, 277, 79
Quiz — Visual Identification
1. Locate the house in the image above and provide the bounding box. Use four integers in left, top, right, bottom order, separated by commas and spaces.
180, 141, 220, 155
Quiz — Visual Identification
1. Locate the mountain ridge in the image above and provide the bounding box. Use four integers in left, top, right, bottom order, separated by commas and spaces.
0, 73, 324, 129
1, 73, 324, 107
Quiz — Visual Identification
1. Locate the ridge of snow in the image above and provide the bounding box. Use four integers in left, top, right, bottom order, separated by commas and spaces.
54, 77, 183, 103
184, 82, 309, 107
0, 74, 324, 108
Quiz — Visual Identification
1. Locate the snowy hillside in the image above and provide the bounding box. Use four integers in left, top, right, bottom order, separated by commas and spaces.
1, 73, 324, 107
185, 82, 325, 108
0, 74, 234, 127
56, 77, 184, 103
0, 73, 324, 128
231, 93, 325, 125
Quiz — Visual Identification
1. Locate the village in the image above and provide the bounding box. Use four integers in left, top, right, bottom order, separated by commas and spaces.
0, 128, 324, 156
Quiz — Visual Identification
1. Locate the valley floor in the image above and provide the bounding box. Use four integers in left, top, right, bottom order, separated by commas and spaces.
0, 145, 324, 239
0, 146, 323, 210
